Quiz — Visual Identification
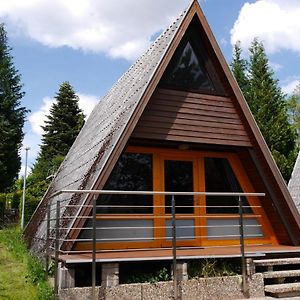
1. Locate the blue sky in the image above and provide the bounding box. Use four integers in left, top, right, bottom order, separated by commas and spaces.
0, 0, 299, 175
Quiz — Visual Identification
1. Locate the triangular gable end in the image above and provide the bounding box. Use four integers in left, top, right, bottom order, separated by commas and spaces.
68, 0, 300, 250
25, 0, 300, 254
89, 0, 300, 246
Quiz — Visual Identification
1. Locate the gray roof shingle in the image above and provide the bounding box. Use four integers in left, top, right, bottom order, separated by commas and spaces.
26, 3, 191, 253
288, 151, 300, 212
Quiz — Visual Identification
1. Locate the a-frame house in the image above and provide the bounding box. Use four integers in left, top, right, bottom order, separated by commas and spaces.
25, 0, 300, 276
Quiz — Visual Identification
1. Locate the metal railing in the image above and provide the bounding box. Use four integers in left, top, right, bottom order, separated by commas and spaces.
43, 190, 265, 300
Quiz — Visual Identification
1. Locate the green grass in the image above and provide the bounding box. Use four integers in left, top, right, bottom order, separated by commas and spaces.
0, 227, 53, 300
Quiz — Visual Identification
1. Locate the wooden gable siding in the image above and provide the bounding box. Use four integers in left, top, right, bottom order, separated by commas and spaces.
237, 148, 291, 244
132, 88, 252, 147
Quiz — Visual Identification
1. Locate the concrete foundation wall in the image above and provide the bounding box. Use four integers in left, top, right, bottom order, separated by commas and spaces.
59, 274, 264, 300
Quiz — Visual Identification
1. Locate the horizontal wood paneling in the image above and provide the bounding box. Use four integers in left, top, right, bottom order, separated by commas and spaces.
132, 88, 252, 147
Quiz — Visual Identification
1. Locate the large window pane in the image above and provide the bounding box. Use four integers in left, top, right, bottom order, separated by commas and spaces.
78, 219, 154, 242
161, 40, 214, 92
164, 160, 194, 214
206, 218, 263, 240
97, 153, 153, 214
205, 157, 252, 214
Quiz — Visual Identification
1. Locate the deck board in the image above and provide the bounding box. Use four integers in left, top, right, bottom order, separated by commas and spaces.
58, 245, 300, 264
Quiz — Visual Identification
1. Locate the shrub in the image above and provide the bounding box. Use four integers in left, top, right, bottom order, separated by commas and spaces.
188, 258, 240, 278
125, 267, 171, 284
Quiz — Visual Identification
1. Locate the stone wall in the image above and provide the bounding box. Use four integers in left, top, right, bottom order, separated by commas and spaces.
59, 274, 264, 300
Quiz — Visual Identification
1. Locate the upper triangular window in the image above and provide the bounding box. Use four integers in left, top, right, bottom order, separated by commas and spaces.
160, 23, 225, 94
162, 40, 214, 92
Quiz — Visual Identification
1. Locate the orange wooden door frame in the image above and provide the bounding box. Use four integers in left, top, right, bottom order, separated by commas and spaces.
74, 146, 277, 251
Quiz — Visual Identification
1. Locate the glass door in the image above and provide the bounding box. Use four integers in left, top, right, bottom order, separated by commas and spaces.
161, 158, 200, 247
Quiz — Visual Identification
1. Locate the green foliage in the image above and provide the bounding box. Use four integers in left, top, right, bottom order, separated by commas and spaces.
39, 82, 84, 165
0, 23, 28, 192
231, 41, 248, 95
231, 39, 297, 181
125, 267, 171, 284
0, 227, 53, 299
188, 259, 239, 278
287, 84, 300, 145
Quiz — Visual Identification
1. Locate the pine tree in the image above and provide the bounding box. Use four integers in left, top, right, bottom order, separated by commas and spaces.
231, 41, 249, 96
33, 81, 85, 179
0, 23, 27, 192
245, 39, 297, 180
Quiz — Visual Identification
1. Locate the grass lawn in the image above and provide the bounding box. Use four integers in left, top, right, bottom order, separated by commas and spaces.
0, 227, 53, 300
0, 243, 37, 299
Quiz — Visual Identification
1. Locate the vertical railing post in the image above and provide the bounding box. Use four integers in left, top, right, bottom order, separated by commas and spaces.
45, 203, 51, 280
54, 200, 60, 299
92, 195, 97, 300
238, 196, 248, 295
171, 194, 177, 300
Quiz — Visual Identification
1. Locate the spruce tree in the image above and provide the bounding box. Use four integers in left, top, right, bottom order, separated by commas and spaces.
242, 39, 297, 180
0, 23, 27, 192
33, 81, 85, 179
231, 41, 249, 96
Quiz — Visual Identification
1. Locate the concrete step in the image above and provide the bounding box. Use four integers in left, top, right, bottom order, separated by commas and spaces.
263, 269, 300, 279
265, 282, 300, 298
253, 257, 300, 267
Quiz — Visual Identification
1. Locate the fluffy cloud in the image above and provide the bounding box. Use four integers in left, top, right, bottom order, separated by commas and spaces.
282, 78, 300, 95
77, 93, 99, 118
29, 96, 54, 135
231, 0, 300, 53
28, 93, 98, 135
0, 0, 189, 60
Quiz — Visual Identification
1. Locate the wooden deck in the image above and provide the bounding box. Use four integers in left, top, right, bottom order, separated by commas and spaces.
58, 245, 300, 264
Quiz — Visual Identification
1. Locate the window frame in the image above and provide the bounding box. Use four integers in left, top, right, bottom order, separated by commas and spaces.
74, 146, 278, 251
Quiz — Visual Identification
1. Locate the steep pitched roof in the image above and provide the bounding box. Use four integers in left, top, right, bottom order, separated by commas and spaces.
25, 0, 300, 252
24, 1, 193, 251
289, 152, 300, 211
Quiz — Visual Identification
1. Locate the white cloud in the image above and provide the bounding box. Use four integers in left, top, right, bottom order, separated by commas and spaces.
231, 0, 300, 53
0, 0, 190, 60
77, 93, 99, 118
29, 96, 54, 135
28, 93, 98, 136
282, 79, 300, 95
19, 164, 32, 178
21, 132, 42, 163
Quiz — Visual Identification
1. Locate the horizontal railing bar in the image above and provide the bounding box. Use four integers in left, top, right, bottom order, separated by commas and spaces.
47, 216, 93, 221
56, 224, 262, 231
63, 205, 262, 208
50, 189, 265, 198
47, 214, 262, 222
59, 234, 263, 242
95, 215, 262, 219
